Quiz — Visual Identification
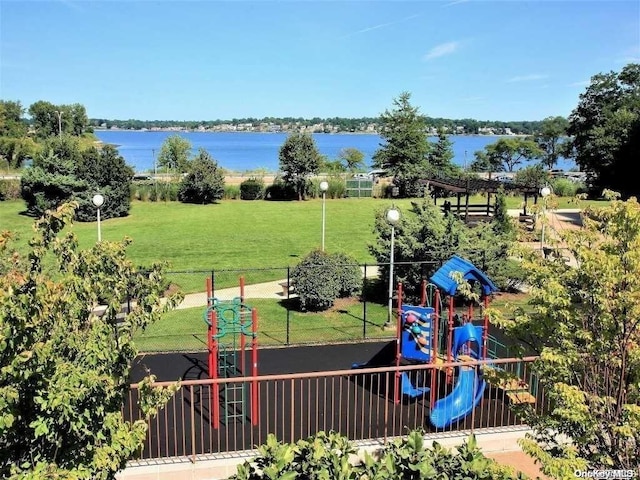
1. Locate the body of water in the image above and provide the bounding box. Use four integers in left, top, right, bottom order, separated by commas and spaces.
94, 130, 575, 173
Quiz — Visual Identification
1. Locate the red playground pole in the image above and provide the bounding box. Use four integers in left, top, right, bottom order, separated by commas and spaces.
211, 309, 220, 428
251, 308, 259, 426
446, 296, 454, 383
482, 295, 489, 360
431, 288, 441, 409
394, 282, 403, 405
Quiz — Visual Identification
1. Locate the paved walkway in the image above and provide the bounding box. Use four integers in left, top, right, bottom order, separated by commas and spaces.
176, 266, 380, 310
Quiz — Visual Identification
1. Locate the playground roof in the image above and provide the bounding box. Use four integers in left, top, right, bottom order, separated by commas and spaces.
421, 174, 540, 195
430, 255, 499, 296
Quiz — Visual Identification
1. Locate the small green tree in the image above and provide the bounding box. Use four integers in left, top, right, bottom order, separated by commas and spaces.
499, 192, 640, 475
428, 128, 459, 178
0, 203, 182, 478
178, 148, 225, 204
157, 134, 192, 175
338, 147, 365, 172
373, 92, 431, 198
532, 116, 570, 171
278, 133, 321, 200
471, 138, 543, 173
291, 250, 361, 311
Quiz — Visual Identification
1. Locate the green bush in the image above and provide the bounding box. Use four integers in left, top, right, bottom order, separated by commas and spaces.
178, 150, 225, 204
230, 430, 526, 480
224, 185, 240, 199
0, 179, 20, 201
240, 177, 265, 200
265, 177, 296, 201
550, 177, 579, 197
291, 250, 361, 311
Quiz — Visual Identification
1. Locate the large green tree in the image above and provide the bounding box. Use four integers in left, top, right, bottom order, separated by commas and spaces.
499, 192, 640, 476
369, 197, 518, 302
567, 63, 640, 198
0, 100, 28, 138
428, 128, 459, 177
531, 116, 569, 171
27, 101, 90, 139
0, 203, 182, 478
20, 137, 133, 220
278, 132, 321, 200
372, 92, 431, 197
471, 137, 542, 173
156, 134, 192, 175
178, 148, 225, 204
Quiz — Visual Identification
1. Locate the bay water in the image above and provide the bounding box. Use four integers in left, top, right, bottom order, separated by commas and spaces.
94, 130, 575, 174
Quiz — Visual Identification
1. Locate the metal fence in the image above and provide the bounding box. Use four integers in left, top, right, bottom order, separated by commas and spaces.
125, 356, 544, 462
135, 262, 440, 352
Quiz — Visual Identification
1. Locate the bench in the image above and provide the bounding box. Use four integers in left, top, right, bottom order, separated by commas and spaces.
278, 281, 294, 296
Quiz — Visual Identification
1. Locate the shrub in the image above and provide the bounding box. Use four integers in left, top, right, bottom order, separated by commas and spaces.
0, 179, 20, 200
240, 177, 265, 200
224, 185, 240, 199
265, 177, 296, 201
231, 430, 525, 480
550, 177, 579, 197
291, 250, 361, 311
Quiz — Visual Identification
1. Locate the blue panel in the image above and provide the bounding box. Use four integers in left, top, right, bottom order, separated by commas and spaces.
429, 255, 499, 296
400, 305, 434, 362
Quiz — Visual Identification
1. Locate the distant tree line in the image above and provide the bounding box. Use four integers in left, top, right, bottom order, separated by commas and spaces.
87, 116, 543, 135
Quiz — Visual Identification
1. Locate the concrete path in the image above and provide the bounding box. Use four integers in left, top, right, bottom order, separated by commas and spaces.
176, 266, 380, 310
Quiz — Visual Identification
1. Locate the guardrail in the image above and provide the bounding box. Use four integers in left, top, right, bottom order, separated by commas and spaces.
125, 356, 544, 462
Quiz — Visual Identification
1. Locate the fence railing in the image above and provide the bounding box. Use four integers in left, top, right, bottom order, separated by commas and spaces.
135, 261, 449, 352
125, 356, 544, 462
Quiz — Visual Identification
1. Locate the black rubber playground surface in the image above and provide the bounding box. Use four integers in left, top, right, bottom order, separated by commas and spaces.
128, 340, 536, 460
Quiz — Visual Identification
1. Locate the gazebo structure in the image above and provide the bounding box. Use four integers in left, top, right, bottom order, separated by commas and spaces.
420, 174, 542, 225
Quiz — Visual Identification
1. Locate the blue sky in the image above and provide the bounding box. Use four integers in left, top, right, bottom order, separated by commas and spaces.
1, 0, 638, 121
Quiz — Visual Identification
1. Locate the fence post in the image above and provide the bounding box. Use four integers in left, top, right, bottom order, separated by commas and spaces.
362, 263, 367, 339
286, 266, 290, 345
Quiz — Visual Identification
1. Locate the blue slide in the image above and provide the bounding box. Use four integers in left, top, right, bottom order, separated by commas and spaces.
430, 323, 486, 429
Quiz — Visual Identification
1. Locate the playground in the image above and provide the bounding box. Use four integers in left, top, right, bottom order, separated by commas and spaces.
127, 256, 542, 460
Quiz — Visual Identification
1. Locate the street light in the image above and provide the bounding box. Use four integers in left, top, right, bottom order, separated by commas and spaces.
92, 194, 105, 242
320, 181, 329, 251
540, 186, 551, 253
54, 110, 63, 138
386, 208, 400, 326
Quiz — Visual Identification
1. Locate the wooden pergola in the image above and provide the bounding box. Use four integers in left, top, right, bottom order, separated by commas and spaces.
420, 175, 542, 223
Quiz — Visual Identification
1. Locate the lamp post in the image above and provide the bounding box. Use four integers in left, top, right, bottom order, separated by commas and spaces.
540, 186, 551, 253
386, 208, 400, 326
92, 194, 105, 242
54, 110, 63, 138
320, 181, 329, 251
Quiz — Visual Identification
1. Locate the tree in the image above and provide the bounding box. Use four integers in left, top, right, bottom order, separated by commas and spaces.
338, 147, 365, 172
178, 148, 225, 204
0, 203, 182, 478
0, 100, 28, 137
532, 116, 569, 171
372, 92, 431, 197
157, 134, 192, 175
567, 63, 640, 198
20, 137, 133, 220
369, 197, 517, 301
499, 192, 640, 475
28, 100, 59, 138
471, 138, 542, 173
428, 128, 459, 177
278, 133, 321, 200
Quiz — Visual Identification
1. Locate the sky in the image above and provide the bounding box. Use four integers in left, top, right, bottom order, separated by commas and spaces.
1, 0, 639, 122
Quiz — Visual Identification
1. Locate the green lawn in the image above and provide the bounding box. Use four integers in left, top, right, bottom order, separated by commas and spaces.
134, 297, 392, 352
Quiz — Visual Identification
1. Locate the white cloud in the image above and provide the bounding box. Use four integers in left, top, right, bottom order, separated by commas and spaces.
506, 74, 548, 83
443, 0, 470, 7
341, 14, 420, 39
423, 41, 459, 61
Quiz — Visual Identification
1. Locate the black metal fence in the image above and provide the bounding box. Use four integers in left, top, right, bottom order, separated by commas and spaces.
134, 261, 440, 352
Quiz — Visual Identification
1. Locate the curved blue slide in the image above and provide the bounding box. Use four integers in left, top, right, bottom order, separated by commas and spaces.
430, 323, 486, 429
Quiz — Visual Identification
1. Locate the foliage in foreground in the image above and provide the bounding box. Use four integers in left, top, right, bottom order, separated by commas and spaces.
498, 192, 640, 476
0, 203, 183, 479
230, 430, 526, 480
